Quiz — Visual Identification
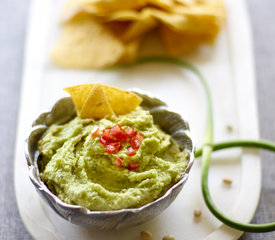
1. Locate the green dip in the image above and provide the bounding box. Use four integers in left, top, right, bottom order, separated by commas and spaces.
38, 107, 187, 211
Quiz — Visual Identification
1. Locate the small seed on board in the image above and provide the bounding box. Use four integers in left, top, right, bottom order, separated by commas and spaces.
162, 235, 175, 240
140, 230, 152, 240
194, 209, 202, 218
226, 124, 233, 132
223, 178, 233, 185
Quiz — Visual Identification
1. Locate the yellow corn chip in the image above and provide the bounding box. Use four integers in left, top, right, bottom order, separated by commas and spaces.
148, 8, 221, 34
119, 13, 156, 43
160, 25, 215, 55
148, 0, 225, 18
62, 0, 147, 21
64, 83, 95, 114
64, 83, 142, 118
171, 0, 226, 17
56, 0, 226, 69
147, 0, 176, 11
51, 15, 125, 69
119, 40, 140, 62
61, 0, 97, 22
103, 10, 157, 44
98, 21, 140, 61
103, 85, 142, 115
100, 7, 222, 38
92, 0, 146, 13
80, 83, 114, 119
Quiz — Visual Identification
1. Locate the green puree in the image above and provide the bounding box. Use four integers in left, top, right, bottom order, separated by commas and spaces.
38, 107, 188, 211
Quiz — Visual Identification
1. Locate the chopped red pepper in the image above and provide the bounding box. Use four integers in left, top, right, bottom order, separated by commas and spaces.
125, 127, 136, 137
91, 126, 99, 136
99, 135, 108, 146
127, 147, 136, 156
99, 128, 116, 146
102, 129, 115, 142
129, 138, 141, 150
98, 124, 144, 165
115, 156, 123, 167
110, 124, 128, 142
110, 124, 122, 136
127, 161, 139, 170
129, 132, 144, 149
105, 142, 121, 153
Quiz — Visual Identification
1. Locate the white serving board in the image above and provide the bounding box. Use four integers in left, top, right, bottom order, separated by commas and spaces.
14, 0, 260, 239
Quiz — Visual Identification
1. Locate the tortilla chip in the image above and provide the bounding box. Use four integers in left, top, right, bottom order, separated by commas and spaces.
160, 25, 216, 55
147, 0, 175, 11
148, 8, 221, 34
103, 21, 131, 38
92, 10, 154, 42
83, 0, 146, 13
119, 40, 140, 62
102, 7, 222, 37
51, 15, 125, 69
62, 0, 147, 21
80, 83, 114, 119
61, 0, 98, 22
148, 0, 226, 17
55, 0, 226, 69
122, 13, 157, 42
172, 0, 226, 16
64, 83, 142, 118
103, 85, 142, 115
64, 84, 95, 115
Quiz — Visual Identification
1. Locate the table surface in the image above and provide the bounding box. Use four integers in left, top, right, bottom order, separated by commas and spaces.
0, 0, 274, 239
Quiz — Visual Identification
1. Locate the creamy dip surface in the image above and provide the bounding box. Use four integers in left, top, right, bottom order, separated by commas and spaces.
38, 107, 188, 211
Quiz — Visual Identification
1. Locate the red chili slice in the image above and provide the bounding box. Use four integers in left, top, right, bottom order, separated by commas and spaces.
129, 132, 144, 149
91, 126, 99, 136
110, 124, 122, 135
102, 129, 115, 141
99, 135, 108, 146
125, 127, 136, 137
129, 138, 140, 150
127, 161, 139, 170
99, 129, 115, 146
110, 124, 128, 142
115, 156, 123, 167
130, 135, 143, 149
135, 132, 144, 141
100, 125, 144, 154
105, 142, 121, 153
127, 147, 136, 156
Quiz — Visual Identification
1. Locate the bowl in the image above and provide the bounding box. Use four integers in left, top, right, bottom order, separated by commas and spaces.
25, 90, 194, 230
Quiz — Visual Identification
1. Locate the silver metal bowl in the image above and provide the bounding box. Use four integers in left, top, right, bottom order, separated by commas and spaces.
25, 90, 194, 230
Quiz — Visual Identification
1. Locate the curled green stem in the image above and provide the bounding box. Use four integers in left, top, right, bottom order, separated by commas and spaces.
116, 56, 275, 233
196, 139, 275, 232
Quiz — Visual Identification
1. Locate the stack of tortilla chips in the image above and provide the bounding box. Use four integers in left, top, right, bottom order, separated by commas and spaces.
51, 0, 226, 69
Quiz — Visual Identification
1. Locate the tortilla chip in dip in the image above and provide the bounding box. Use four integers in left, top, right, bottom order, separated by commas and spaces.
80, 83, 114, 119
64, 83, 142, 119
